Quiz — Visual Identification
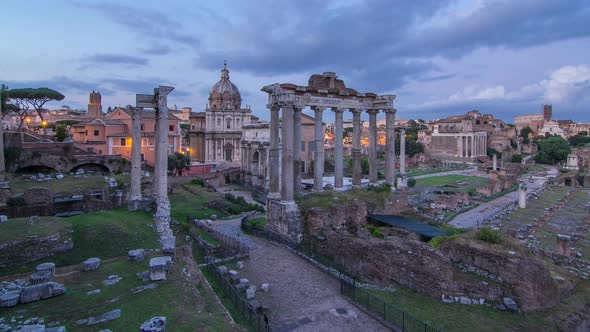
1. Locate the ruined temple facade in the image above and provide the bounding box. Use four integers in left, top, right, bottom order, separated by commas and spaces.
203, 63, 254, 163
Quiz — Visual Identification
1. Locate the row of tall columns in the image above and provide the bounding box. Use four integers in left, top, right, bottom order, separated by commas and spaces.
457, 134, 487, 158
313, 107, 324, 191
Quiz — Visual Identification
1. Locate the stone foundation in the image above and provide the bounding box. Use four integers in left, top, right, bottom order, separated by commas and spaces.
266, 199, 302, 243
128, 198, 155, 212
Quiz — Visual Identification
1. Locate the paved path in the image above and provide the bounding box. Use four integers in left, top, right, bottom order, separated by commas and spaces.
449, 166, 559, 228
210, 219, 389, 332
210, 216, 258, 249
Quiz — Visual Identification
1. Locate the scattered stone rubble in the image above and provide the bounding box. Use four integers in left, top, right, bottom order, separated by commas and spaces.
76, 309, 121, 326
82, 258, 101, 271
128, 249, 145, 262
149, 257, 172, 281
140, 316, 166, 332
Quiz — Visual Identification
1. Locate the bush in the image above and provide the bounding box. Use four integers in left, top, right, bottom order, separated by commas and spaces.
246, 217, 266, 230
190, 178, 204, 186
477, 227, 502, 244
429, 235, 459, 250
511, 154, 523, 163
365, 224, 384, 239
7, 196, 25, 207
407, 177, 416, 187
367, 183, 391, 193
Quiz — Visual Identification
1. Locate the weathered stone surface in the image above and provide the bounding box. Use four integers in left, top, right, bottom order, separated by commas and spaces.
239, 278, 249, 287
14, 325, 46, 332
103, 275, 123, 286
0, 290, 20, 307
0, 234, 73, 269
246, 286, 256, 299
503, 297, 519, 312
29, 271, 52, 285
149, 257, 171, 281
261, 283, 270, 292
236, 261, 244, 270
130, 283, 158, 294
128, 249, 145, 262
77, 309, 121, 325
45, 327, 67, 332
82, 258, 101, 271
36, 262, 56, 276
0, 215, 7, 223
20, 282, 65, 304
140, 316, 166, 332
217, 266, 228, 275
86, 289, 101, 295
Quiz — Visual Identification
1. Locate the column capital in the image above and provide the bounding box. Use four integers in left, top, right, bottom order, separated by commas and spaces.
311, 106, 325, 112
267, 104, 281, 111
331, 107, 344, 113
383, 108, 397, 114
366, 109, 380, 115
293, 104, 305, 112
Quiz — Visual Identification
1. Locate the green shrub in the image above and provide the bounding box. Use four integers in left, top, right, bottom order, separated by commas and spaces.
429, 235, 459, 250
190, 178, 204, 186
7, 196, 25, 207
511, 154, 523, 163
246, 217, 266, 230
407, 177, 416, 187
365, 224, 384, 239
477, 227, 502, 244
367, 183, 391, 193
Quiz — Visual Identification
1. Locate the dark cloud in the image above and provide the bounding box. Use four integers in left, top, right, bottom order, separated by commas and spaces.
73, 1, 200, 48
81, 53, 148, 66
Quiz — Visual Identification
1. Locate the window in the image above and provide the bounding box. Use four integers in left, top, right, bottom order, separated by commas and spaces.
141, 153, 144, 161
98, 150, 102, 154
309, 141, 315, 152
93, 130, 99, 136
120, 138, 126, 146
142, 138, 149, 146
85, 130, 88, 136
301, 161, 305, 173
140, 124, 144, 131
169, 125, 174, 131
217, 118, 221, 127
226, 118, 231, 129
301, 142, 306, 152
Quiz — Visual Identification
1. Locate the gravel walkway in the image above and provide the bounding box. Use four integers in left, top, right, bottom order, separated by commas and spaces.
210, 216, 258, 249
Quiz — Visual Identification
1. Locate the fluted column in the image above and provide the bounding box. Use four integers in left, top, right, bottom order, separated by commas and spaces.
129, 106, 142, 203
351, 109, 362, 187
334, 108, 344, 190
281, 104, 294, 202
268, 106, 280, 199
367, 110, 379, 184
313, 106, 325, 191
293, 106, 303, 194
384, 109, 396, 188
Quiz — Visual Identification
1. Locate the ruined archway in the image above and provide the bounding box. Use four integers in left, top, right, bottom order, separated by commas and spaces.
16, 165, 59, 174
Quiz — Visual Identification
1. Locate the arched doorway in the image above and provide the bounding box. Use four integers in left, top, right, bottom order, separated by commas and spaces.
251, 151, 260, 176
224, 143, 233, 162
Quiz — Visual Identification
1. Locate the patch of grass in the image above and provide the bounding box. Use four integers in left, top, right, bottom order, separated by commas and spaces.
477, 227, 502, 244
429, 234, 459, 250
170, 186, 222, 222
370, 285, 558, 331
0, 257, 234, 331
416, 175, 488, 193
245, 217, 267, 230
0, 209, 159, 276
7, 174, 107, 195
406, 167, 459, 177
0, 216, 71, 243
364, 224, 384, 239
190, 226, 222, 247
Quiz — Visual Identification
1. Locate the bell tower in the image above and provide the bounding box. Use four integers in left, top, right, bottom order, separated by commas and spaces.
88, 91, 102, 118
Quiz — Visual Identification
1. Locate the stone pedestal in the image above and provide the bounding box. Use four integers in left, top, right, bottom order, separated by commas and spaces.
36, 262, 56, 276
266, 199, 302, 244
556, 234, 571, 256
149, 256, 172, 281
82, 258, 101, 271
518, 182, 527, 209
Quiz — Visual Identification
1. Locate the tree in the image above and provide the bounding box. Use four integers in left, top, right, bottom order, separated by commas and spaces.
568, 134, 590, 147
8, 88, 65, 126
535, 136, 571, 164
54, 124, 68, 142
511, 154, 523, 163
167, 152, 190, 176
520, 126, 533, 140
579, 131, 588, 136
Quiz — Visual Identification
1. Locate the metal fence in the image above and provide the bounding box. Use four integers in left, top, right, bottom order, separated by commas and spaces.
189, 217, 250, 258
204, 256, 270, 332
341, 278, 440, 332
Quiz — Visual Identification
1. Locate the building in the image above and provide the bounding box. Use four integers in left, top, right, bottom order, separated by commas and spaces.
188, 112, 206, 163
241, 122, 273, 190
202, 62, 254, 163
72, 107, 182, 166
514, 104, 590, 138
514, 105, 551, 136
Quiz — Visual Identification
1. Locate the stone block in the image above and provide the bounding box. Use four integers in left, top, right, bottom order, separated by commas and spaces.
228, 270, 238, 277
0, 215, 7, 223
503, 297, 518, 312
36, 262, 56, 276
235, 283, 247, 292
217, 266, 228, 275
128, 249, 145, 262
441, 294, 453, 303
236, 261, 244, 270
140, 316, 166, 332
246, 286, 256, 299
14, 325, 45, 332
29, 271, 52, 285
20, 282, 65, 304
0, 291, 20, 307
459, 296, 471, 305
239, 278, 249, 287
161, 236, 176, 256
82, 258, 101, 271
149, 257, 172, 281
261, 283, 270, 292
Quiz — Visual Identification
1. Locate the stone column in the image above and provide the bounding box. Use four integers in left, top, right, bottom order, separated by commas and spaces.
464, 136, 469, 158
313, 106, 325, 191
367, 110, 379, 184
492, 153, 497, 171
268, 106, 281, 199
470, 135, 475, 158
334, 108, 344, 190
384, 109, 396, 188
128, 106, 143, 210
293, 106, 303, 194
154, 86, 174, 222
398, 128, 407, 188
351, 109, 362, 187
518, 181, 527, 209
153, 112, 160, 199
281, 104, 294, 202
457, 136, 463, 157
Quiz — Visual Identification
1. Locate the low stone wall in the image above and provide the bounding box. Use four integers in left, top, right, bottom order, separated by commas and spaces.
0, 233, 73, 268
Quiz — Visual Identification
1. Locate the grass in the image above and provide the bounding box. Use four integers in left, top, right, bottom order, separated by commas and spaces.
369, 285, 558, 331
170, 186, 222, 222
7, 174, 108, 195
0, 257, 235, 331
416, 175, 488, 193
297, 186, 400, 213
0, 216, 71, 243
0, 209, 159, 276
406, 167, 462, 177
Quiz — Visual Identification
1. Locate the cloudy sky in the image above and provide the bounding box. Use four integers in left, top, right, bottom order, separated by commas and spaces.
1, 0, 589, 122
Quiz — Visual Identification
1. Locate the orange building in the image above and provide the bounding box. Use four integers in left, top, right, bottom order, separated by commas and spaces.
72, 107, 182, 167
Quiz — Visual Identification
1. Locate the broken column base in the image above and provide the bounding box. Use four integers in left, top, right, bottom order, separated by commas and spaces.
266, 200, 302, 244
128, 198, 155, 212
397, 176, 407, 189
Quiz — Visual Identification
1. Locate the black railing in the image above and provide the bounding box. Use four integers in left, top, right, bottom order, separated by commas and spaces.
189, 217, 250, 259
341, 277, 440, 332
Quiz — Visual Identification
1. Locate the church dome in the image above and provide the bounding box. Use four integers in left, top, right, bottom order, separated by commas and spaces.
209, 62, 242, 111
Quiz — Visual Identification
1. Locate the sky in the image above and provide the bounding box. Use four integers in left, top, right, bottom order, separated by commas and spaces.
1, 0, 589, 123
